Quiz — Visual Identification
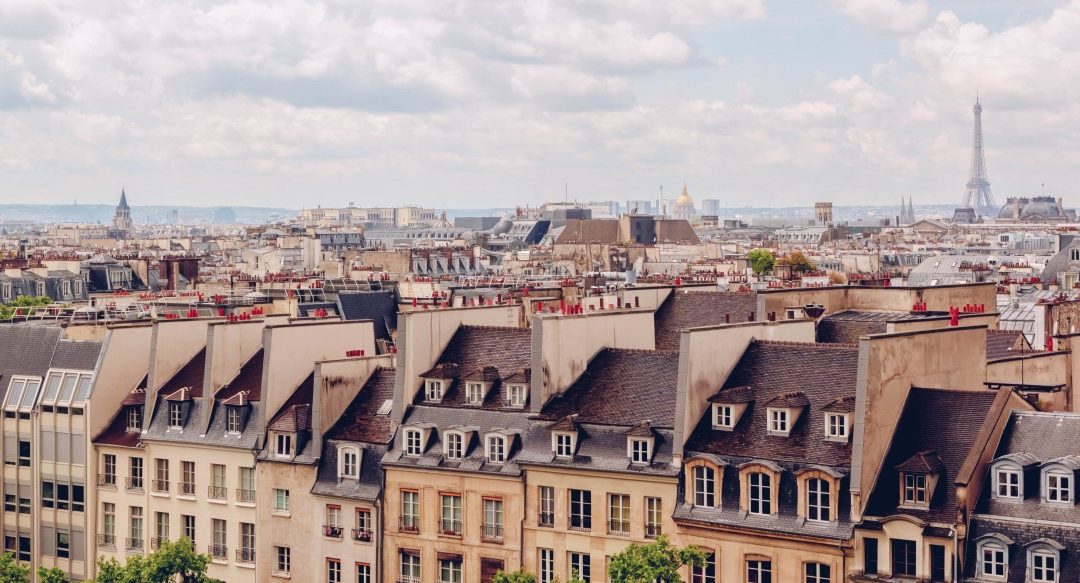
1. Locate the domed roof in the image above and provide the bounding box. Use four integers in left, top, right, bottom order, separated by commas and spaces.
431, 211, 452, 229
674, 182, 694, 207
1020, 198, 1065, 220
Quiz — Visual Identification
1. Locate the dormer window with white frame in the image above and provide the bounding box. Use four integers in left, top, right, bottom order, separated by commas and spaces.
902, 473, 928, 506
768, 408, 789, 436
275, 433, 293, 458
404, 429, 424, 457
444, 432, 465, 460
1028, 540, 1063, 583
126, 406, 143, 432
466, 383, 484, 405
713, 404, 734, 429
425, 379, 444, 402
1044, 469, 1072, 504
553, 432, 575, 459
629, 438, 651, 465
226, 407, 241, 434
338, 447, 360, 479
168, 402, 183, 428
507, 384, 527, 408
995, 465, 1022, 500
975, 534, 1012, 581
486, 434, 507, 463
825, 413, 849, 441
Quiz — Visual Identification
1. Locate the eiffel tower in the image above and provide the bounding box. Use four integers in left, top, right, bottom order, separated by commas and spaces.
960, 97, 995, 216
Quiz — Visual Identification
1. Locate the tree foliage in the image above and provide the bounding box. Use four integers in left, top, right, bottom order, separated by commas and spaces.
782, 250, 816, 273
0, 295, 53, 320
0, 553, 29, 583
746, 249, 775, 275
36, 568, 69, 583
94, 539, 219, 583
493, 569, 537, 583
827, 270, 847, 284
607, 535, 707, 583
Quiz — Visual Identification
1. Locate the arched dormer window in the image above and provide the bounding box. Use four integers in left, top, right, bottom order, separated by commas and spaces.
338, 446, 360, 479
684, 457, 725, 508
739, 460, 782, 517
1041, 458, 1077, 504
975, 533, 1013, 581
444, 430, 466, 460
1026, 538, 1064, 583
796, 467, 843, 523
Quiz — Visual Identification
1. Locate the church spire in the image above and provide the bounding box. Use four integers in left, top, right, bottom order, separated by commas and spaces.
118, 188, 130, 210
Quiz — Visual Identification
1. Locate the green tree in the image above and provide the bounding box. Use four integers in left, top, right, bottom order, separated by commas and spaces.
0, 553, 29, 583
94, 539, 219, 583
607, 535, 706, 583
493, 569, 537, 583
782, 250, 816, 273
0, 295, 54, 320
747, 248, 775, 275
36, 567, 69, 583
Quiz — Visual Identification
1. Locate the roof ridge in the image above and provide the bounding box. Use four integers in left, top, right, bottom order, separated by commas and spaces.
754, 339, 858, 350
459, 325, 529, 332
603, 347, 680, 355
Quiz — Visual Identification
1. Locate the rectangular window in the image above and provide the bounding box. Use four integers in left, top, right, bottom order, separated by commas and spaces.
356, 563, 372, 583
210, 463, 226, 500
445, 433, 463, 459
56, 531, 70, 559
439, 557, 462, 583
102, 454, 117, 486
275, 546, 291, 574
127, 406, 142, 431
483, 498, 504, 541
630, 439, 650, 464
807, 478, 831, 522
401, 490, 419, 531
467, 383, 483, 404
180, 461, 195, 496
327, 558, 342, 583
1047, 472, 1072, 502
155, 512, 170, 543
400, 551, 420, 581
569, 552, 591, 583
240, 522, 255, 562
425, 379, 442, 401
608, 494, 630, 535
555, 433, 574, 458
326, 504, 342, 529
487, 435, 506, 463
405, 430, 422, 456
17, 440, 29, 467
691, 552, 716, 583
340, 448, 359, 477
275, 433, 293, 457
1032, 550, 1058, 582
713, 404, 733, 429
539, 548, 554, 583
996, 468, 1020, 498
17, 536, 29, 562
805, 563, 830, 583
211, 518, 226, 557
130, 506, 144, 543
826, 413, 848, 439
980, 544, 1005, 577
929, 544, 946, 582
747, 559, 772, 583
694, 465, 716, 507
274, 488, 290, 512
749, 472, 772, 515
768, 409, 788, 434
129, 457, 143, 489
440, 494, 462, 535
569, 489, 592, 530
538, 486, 555, 527
239, 466, 255, 502
645, 497, 662, 538
508, 384, 527, 406
226, 407, 241, 433
153, 458, 169, 493
102, 503, 116, 542
168, 402, 183, 428
891, 539, 916, 577
902, 473, 927, 504
864, 538, 878, 575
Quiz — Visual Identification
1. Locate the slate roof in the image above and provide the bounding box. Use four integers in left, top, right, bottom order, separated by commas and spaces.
653, 291, 757, 351
158, 348, 206, 399
325, 368, 396, 444
895, 450, 946, 474
518, 422, 679, 478
216, 348, 264, 402
311, 441, 386, 502
268, 373, 314, 432
415, 326, 532, 409
383, 406, 533, 477
684, 340, 859, 467
815, 310, 944, 344
863, 387, 999, 524
986, 329, 1025, 360
337, 290, 396, 342
0, 326, 96, 400
540, 348, 680, 428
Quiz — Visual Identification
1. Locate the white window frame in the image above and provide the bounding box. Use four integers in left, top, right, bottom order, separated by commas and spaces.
168, 402, 183, 428
825, 413, 848, 440
127, 406, 142, 431
693, 465, 716, 507
338, 447, 359, 479
804, 562, 831, 583
806, 477, 830, 522
274, 488, 290, 512
1044, 469, 1072, 504
425, 379, 443, 402
486, 434, 507, 463
444, 432, 464, 460
768, 408, 789, 435
748, 472, 772, 516
554, 433, 574, 458
629, 438, 651, 464
902, 473, 928, 505
978, 541, 1007, 580
712, 404, 734, 430
507, 384, 527, 407
225, 407, 241, 433
274, 545, 291, 575
274, 433, 293, 458
404, 429, 423, 456
994, 465, 1021, 500
747, 559, 772, 583
1030, 547, 1059, 583
466, 382, 484, 404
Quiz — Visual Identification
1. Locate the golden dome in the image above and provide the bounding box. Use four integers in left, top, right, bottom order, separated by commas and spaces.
674, 182, 694, 207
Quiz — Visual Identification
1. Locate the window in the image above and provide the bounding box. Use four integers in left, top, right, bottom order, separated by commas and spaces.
354, 508, 372, 540
768, 409, 788, 434
209, 463, 226, 500
239, 466, 255, 502
748, 472, 772, 515
487, 435, 507, 463
508, 384, 527, 407
129, 457, 143, 489
17, 441, 29, 467
691, 552, 716, 583
127, 406, 142, 431
467, 383, 484, 404
400, 552, 420, 582
630, 438, 650, 464
102, 503, 116, 543
569, 552, 591, 583
608, 494, 630, 535
1072, 248, 1080, 262
130, 506, 144, 543
645, 497, 662, 538
930, 544, 946, 582
239, 523, 255, 562
404, 429, 422, 456
439, 557, 462, 583
440, 494, 462, 535
693, 465, 716, 507
1046, 470, 1072, 503
426, 379, 443, 401
17, 536, 29, 562
168, 402, 183, 428
401, 490, 419, 531
326, 504, 342, 529
979, 542, 1006, 578
807, 478, 830, 522
864, 537, 878, 575
56, 531, 70, 559
902, 473, 927, 505
747, 559, 772, 583
181, 461, 195, 495
340, 447, 359, 478
327, 558, 342, 583
182, 514, 196, 544
554, 433, 574, 458
275, 546, 291, 575
356, 563, 372, 583
444, 433, 464, 460
569, 489, 591, 530
539, 548, 554, 583
995, 466, 1021, 499
155, 512, 170, 543
275, 433, 293, 457
539, 486, 555, 527
825, 413, 847, 440
226, 407, 241, 433
805, 563, 830, 583
713, 404, 734, 429
102, 454, 117, 486
1032, 549, 1058, 582
483, 498, 504, 541
153, 458, 169, 493
892, 539, 917, 577
274, 488, 290, 512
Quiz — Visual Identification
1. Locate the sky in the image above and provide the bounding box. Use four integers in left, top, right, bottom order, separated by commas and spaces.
1, 0, 1079, 209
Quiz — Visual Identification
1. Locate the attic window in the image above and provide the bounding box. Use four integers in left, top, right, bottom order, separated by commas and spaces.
126, 406, 143, 432
404, 429, 423, 456
338, 447, 359, 479
376, 399, 393, 416
994, 465, 1021, 499
767, 409, 789, 436
1045, 470, 1072, 504
226, 407, 241, 434
168, 403, 183, 428
630, 439, 651, 464
1071, 248, 1080, 261
275, 433, 293, 458
713, 405, 734, 430
466, 383, 484, 405
486, 435, 507, 463
825, 413, 849, 441
425, 380, 443, 402
902, 473, 928, 506
554, 433, 575, 459
444, 432, 464, 460
507, 385, 527, 407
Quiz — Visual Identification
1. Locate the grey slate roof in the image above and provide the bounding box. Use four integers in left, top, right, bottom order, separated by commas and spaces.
312, 441, 385, 502
653, 291, 757, 351
0, 325, 102, 400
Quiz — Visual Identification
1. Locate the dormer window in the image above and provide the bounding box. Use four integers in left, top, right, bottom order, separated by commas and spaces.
425, 380, 444, 402
1045, 470, 1072, 503
748, 472, 772, 515
226, 407, 241, 433
466, 383, 484, 405
768, 409, 789, 435
825, 413, 849, 441
338, 447, 359, 479
275, 433, 293, 458
404, 429, 423, 457
995, 466, 1021, 499
630, 438, 651, 464
902, 473, 927, 505
975, 534, 1012, 580
554, 433, 575, 459
486, 435, 507, 463
895, 450, 942, 509
507, 385, 527, 407
445, 432, 464, 460
713, 405, 733, 429
126, 406, 143, 431
168, 402, 183, 428
1028, 540, 1064, 582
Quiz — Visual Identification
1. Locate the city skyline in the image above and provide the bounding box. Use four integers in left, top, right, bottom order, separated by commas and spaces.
1, 1, 1078, 209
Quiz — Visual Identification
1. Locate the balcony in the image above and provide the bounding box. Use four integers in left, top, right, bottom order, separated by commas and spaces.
397, 578, 421, 583
236, 488, 256, 504
351, 529, 373, 544
97, 533, 116, 549
645, 523, 662, 539
125, 538, 144, 552
151, 479, 169, 494
125, 477, 144, 491
568, 519, 591, 532
97, 474, 117, 488
481, 524, 504, 543
439, 519, 462, 536
208, 544, 228, 561
178, 481, 196, 496
398, 516, 419, 534
608, 519, 630, 536
323, 525, 343, 538
150, 537, 165, 550
538, 511, 555, 527
236, 548, 256, 564
208, 486, 227, 501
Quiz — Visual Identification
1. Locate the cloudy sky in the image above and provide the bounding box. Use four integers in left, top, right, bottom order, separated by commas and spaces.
1, 0, 1078, 209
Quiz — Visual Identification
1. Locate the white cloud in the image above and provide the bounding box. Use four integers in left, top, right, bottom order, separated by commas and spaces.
833, 0, 928, 33
829, 75, 892, 113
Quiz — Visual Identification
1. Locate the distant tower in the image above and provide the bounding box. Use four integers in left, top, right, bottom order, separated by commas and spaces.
815, 202, 834, 225
112, 188, 134, 232
961, 97, 995, 216
673, 181, 695, 219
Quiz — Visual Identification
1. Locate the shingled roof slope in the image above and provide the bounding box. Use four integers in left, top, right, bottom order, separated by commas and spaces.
326, 368, 396, 444
653, 291, 757, 351
985, 329, 1025, 360
216, 348, 264, 402
416, 326, 531, 408
157, 348, 206, 399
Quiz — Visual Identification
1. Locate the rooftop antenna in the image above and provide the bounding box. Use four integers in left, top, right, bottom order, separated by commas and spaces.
565, 181, 568, 203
